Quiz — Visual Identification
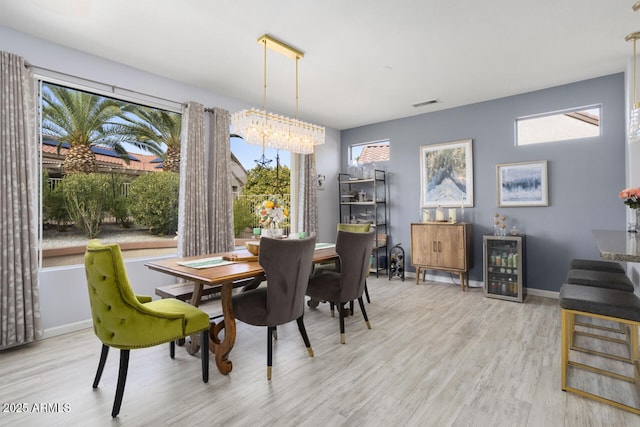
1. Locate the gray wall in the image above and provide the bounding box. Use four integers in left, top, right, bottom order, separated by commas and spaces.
341, 74, 626, 292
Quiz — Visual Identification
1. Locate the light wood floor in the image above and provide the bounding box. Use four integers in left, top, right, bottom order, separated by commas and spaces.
1, 276, 639, 426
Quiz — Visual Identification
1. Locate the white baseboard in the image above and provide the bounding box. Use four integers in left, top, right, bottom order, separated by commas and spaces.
525, 288, 559, 299
404, 271, 559, 299
43, 319, 92, 339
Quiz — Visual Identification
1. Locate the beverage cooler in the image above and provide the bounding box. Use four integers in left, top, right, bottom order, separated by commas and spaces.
483, 234, 526, 302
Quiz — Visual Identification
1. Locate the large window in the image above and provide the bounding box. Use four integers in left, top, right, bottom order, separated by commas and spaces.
39, 81, 294, 267
230, 136, 292, 239
40, 82, 182, 267
516, 105, 601, 145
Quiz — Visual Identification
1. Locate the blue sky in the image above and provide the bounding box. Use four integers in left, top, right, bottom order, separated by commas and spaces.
230, 136, 290, 170
124, 136, 290, 171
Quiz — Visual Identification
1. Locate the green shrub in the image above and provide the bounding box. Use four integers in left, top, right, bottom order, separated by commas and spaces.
105, 174, 131, 228
233, 197, 254, 237
42, 173, 71, 231
61, 173, 110, 238
128, 172, 179, 235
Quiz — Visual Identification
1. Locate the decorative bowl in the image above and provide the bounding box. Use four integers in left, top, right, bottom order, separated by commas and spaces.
245, 240, 260, 255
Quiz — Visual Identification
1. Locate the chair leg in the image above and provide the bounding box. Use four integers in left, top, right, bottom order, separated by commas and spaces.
364, 280, 371, 303
267, 326, 275, 380
170, 340, 175, 359
561, 309, 568, 391
358, 297, 372, 329
339, 304, 346, 344
201, 330, 209, 383
296, 316, 314, 357
330, 302, 335, 318
112, 349, 130, 418
93, 344, 109, 388
273, 325, 278, 340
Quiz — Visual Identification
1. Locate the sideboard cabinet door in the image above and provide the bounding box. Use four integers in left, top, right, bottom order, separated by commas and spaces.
410, 222, 473, 290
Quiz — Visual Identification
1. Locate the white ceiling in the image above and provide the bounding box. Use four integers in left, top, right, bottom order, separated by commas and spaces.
1, 0, 639, 130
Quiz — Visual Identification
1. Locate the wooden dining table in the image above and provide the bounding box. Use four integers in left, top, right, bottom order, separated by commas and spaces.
145, 243, 338, 375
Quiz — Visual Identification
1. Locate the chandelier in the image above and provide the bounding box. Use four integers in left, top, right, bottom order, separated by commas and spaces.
231, 34, 325, 154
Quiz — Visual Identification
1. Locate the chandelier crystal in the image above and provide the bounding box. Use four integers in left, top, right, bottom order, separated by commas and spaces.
231, 108, 325, 154
630, 107, 640, 144
231, 34, 325, 154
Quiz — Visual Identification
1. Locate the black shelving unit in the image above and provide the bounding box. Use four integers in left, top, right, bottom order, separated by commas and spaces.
338, 170, 388, 277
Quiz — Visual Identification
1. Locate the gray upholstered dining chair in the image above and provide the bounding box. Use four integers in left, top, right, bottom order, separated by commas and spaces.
309, 223, 372, 308
306, 230, 375, 344
231, 235, 316, 380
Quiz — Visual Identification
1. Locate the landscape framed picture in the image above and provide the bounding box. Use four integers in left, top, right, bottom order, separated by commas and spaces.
420, 139, 473, 208
496, 160, 548, 207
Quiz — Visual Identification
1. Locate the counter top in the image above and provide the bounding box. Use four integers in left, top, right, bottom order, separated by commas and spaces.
592, 229, 640, 262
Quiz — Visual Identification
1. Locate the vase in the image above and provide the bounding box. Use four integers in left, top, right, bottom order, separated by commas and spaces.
628, 208, 640, 233
271, 222, 283, 238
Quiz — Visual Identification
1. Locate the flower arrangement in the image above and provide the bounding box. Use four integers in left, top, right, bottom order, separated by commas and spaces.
256, 196, 288, 228
619, 187, 640, 209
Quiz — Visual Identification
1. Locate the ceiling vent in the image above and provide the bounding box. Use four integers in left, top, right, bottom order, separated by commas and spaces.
412, 99, 440, 108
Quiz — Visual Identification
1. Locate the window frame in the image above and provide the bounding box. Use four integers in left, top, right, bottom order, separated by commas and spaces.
35, 74, 183, 269
515, 104, 602, 146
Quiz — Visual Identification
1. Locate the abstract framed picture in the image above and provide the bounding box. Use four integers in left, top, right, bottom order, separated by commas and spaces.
419, 139, 473, 208
496, 160, 548, 207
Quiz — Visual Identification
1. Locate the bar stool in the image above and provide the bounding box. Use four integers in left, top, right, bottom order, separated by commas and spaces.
566, 269, 634, 292
566, 263, 635, 353
559, 283, 640, 415
569, 258, 626, 274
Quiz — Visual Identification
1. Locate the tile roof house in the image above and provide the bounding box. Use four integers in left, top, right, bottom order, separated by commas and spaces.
41, 138, 247, 190
358, 144, 390, 164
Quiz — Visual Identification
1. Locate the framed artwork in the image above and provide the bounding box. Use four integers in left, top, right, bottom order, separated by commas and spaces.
496, 160, 548, 207
420, 139, 473, 208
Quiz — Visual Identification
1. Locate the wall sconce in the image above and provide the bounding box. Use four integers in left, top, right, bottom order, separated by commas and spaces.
317, 174, 326, 189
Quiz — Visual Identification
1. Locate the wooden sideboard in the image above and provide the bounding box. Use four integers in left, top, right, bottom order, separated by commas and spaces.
410, 222, 474, 291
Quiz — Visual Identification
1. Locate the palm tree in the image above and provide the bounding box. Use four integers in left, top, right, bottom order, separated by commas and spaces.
41, 84, 126, 174
115, 106, 182, 172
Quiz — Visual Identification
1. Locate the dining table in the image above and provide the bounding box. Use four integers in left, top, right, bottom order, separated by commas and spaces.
145, 242, 338, 375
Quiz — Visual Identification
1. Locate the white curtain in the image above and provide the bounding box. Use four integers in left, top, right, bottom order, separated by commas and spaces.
178, 102, 234, 257
0, 51, 43, 349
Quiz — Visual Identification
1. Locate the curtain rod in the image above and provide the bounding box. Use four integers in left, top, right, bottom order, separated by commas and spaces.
25, 61, 184, 112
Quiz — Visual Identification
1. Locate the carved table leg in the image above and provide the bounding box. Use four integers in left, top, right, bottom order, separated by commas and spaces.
209, 281, 235, 375
184, 283, 205, 355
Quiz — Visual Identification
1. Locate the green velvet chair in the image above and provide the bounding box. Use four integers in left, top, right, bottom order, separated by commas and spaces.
84, 240, 211, 418
337, 223, 371, 233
